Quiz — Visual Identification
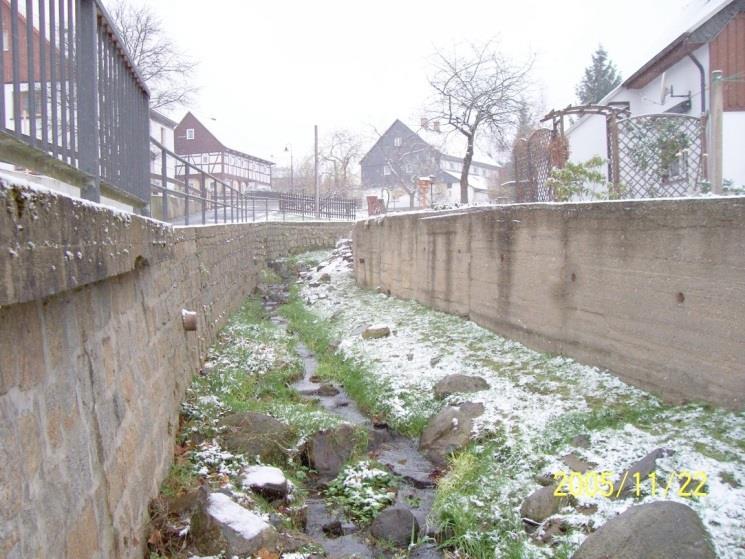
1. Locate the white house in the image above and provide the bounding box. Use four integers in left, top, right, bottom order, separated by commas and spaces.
566, 0, 745, 190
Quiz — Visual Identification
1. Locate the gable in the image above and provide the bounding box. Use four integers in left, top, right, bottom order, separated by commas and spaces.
174, 112, 225, 156
360, 119, 432, 167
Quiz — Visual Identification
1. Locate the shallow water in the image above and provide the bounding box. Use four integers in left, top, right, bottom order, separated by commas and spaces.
261, 286, 441, 558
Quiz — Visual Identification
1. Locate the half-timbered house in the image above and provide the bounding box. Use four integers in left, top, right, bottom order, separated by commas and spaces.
174, 111, 273, 192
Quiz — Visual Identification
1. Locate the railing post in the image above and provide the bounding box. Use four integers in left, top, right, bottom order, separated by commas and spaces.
222, 183, 227, 223
213, 181, 218, 224
201, 172, 206, 225
265, 198, 268, 222
184, 166, 190, 226
161, 148, 169, 221
77, 0, 101, 202
252, 197, 255, 222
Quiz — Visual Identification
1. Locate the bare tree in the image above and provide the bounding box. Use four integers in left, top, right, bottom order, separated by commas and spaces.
429, 42, 529, 203
321, 129, 362, 193
108, 1, 198, 110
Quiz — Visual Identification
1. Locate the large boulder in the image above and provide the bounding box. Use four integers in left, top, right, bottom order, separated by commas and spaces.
572, 501, 716, 559
219, 412, 295, 463
520, 484, 568, 523
433, 374, 489, 399
242, 465, 290, 500
303, 423, 358, 480
370, 507, 420, 547
419, 402, 484, 467
191, 491, 277, 556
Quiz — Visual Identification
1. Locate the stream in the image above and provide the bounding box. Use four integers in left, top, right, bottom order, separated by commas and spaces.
263, 281, 442, 559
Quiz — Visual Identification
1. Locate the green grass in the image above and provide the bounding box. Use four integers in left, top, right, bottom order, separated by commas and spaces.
280, 287, 430, 437
431, 441, 539, 559
159, 460, 198, 498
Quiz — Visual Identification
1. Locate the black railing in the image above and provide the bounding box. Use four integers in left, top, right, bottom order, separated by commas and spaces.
279, 192, 357, 220
0, 0, 150, 207
150, 139, 357, 225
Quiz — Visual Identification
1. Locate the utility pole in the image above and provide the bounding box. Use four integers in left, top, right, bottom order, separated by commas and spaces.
314, 125, 320, 218
709, 70, 724, 195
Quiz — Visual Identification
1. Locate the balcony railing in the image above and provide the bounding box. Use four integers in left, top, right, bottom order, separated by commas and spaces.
0, 0, 150, 209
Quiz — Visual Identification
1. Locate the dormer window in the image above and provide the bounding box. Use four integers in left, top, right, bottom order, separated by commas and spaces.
186, 128, 195, 140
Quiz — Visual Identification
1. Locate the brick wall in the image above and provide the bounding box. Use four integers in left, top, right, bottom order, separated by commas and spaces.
0, 183, 350, 559
353, 199, 745, 410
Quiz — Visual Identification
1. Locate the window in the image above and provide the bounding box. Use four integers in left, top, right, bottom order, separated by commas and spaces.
186, 128, 195, 140
394, 137, 402, 147
2, 30, 8, 52
383, 164, 391, 176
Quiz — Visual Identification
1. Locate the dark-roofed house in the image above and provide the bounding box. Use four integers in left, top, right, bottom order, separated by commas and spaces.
174, 112, 273, 192
360, 118, 503, 208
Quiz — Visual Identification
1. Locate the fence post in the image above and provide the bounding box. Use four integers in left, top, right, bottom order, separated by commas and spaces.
213, 181, 218, 224
161, 148, 169, 221
709, 70, 724, 195
77, 0, 101, 202
184, 166, 190, 225
201, 173, 206, 225
607, 114, 621, 198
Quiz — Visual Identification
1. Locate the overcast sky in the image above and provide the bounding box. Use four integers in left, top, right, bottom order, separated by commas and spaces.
129, 0, 718, 166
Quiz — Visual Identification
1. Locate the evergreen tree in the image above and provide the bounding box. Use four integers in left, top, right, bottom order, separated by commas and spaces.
576, 45, 622, 105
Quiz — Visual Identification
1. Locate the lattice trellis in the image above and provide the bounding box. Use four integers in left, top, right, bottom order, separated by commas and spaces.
614, 114, 706, 198
513, 129, 555, 202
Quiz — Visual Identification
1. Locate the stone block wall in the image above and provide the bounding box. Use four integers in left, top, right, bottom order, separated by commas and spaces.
354, 199, 745, 410
0, 183, 350, 559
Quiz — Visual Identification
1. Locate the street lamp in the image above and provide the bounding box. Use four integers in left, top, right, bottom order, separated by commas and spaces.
284, 144, 294, 192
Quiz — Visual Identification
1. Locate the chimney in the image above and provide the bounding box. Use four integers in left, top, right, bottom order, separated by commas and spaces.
421, 117, 429, 130
433, 120, 440, 133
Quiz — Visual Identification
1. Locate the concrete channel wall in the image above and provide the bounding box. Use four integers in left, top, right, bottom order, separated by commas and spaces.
353, 198, 745, 410
0, 182, 351, 559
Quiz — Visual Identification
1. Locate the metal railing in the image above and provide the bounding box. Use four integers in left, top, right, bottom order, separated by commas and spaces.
280, 191, 357, 220
0, 0, 150, 207
150, 138, 357, 225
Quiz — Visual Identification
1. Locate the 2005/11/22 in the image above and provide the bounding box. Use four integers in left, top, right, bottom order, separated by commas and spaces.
552, 470, 708, 498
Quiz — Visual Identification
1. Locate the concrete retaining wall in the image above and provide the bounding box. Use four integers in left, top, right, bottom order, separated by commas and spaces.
353, 199, 745, 410
0, 183, 350, 559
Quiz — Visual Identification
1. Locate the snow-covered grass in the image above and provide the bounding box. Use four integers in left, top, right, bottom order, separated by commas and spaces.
326, 460, 398, 523
292, 249, 745, 559
151, 295, 346, 558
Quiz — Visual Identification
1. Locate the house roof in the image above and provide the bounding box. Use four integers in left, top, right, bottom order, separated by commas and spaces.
623, 0, 743, 89
361, 118, 503, 168
176, 112, 274, 166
